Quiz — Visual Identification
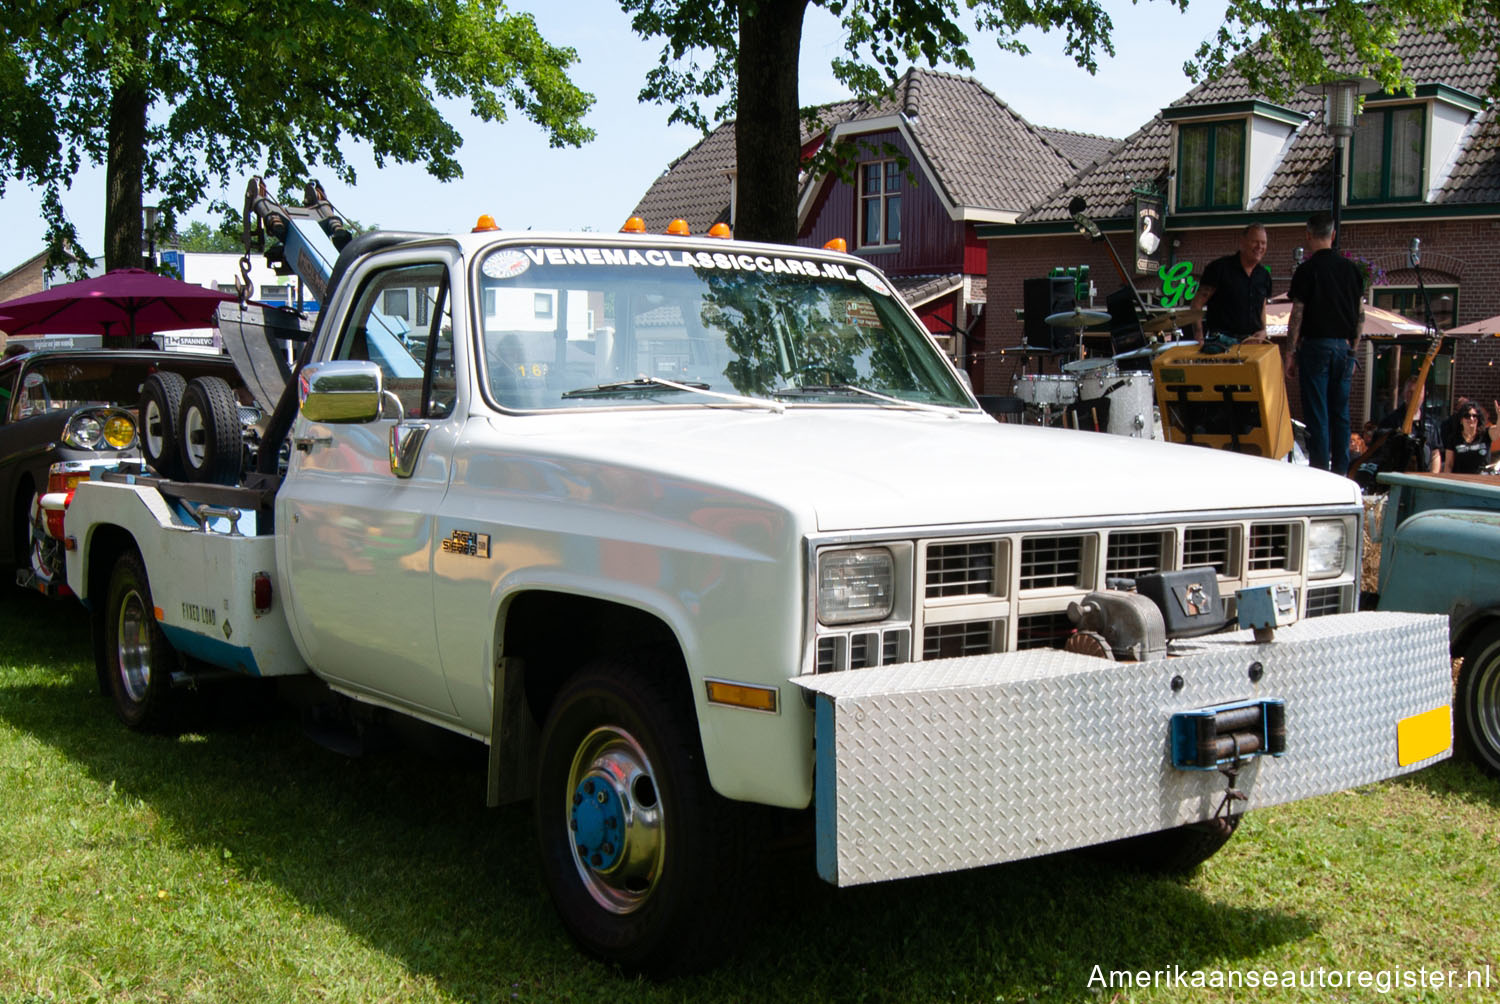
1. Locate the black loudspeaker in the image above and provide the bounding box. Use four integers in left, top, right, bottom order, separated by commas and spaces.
1023, 276, 1077, 353
1106, 285, 1148, 368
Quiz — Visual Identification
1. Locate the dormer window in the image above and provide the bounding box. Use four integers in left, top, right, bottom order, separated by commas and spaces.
1177, 121, 1245, 211
1164, 101, 1305, 214
1346, 86, 1484, 205
1350, 105, 1424, 202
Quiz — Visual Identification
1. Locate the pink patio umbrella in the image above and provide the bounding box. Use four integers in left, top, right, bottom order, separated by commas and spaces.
1446, 314, 1500, 336
1262, 294, 1427, 338
0, 268, 236, 343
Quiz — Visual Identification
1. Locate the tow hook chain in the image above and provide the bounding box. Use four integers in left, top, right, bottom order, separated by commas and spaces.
1214, 764, 1249, 822
237, 254, 253, 308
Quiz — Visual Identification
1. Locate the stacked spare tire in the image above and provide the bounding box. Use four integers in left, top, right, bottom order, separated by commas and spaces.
139, 373, 248, 485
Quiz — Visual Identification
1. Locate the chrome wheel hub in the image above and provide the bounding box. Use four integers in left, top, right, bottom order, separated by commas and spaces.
566, 725, 663, 914
116, 587, 152, 703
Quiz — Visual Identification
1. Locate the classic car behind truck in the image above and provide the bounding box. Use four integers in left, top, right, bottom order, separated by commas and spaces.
47, 221, 1453, 973
1371, 471, 1500, 776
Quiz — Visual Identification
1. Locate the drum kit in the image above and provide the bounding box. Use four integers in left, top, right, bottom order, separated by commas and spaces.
1011, 304, 1202, 440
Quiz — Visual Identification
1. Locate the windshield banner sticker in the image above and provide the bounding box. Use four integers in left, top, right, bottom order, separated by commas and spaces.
483, 246, 859, 282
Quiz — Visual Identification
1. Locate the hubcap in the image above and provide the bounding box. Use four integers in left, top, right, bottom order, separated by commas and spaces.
1475, 646, 1500, 759
565, 726, 663, 914
116, 587, 153, 704
144, 399, 165, 458
183, 406, 206, 466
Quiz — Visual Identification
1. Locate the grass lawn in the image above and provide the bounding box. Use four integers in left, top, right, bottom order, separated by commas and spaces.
1, 586, 1497, 1003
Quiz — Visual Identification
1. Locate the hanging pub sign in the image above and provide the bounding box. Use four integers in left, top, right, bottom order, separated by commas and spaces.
1134, 194, 1165, 275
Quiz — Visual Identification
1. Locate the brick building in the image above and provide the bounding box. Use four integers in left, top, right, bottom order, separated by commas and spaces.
979, 23, 1500, 427
632, 68, 1118, 367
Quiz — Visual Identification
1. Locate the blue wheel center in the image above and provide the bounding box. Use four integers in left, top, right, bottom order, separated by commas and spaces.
570, 774, 626, 871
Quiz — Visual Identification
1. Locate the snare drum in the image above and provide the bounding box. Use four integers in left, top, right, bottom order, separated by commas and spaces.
1072, 361, 1121, 402
1012, 373, 1078, 407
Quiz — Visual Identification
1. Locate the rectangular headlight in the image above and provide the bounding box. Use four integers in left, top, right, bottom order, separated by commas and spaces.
1307, 519, 1347, 579
818, 547, 895, 625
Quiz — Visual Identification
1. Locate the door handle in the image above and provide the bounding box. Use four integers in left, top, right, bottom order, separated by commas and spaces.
293, 433, 333, 453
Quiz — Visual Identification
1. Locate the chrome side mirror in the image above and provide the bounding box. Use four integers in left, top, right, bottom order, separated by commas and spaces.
299, 361, 383, 423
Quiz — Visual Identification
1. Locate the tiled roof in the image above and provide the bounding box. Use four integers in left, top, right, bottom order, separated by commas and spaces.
889, 273, 963, 307
1037, 127, 1121, 170
632, 68, 1119, 230
1020, 16, 1500, 224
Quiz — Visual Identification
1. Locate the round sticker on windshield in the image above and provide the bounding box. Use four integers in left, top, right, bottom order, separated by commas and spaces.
482, 249, 532, 280
855, 268, 891, 296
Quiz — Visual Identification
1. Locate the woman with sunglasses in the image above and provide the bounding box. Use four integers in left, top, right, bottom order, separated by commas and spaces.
1442, 399, 1500, 474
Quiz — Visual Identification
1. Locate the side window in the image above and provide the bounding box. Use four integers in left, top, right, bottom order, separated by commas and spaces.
333, 263, 455, 419
0, 364, 18, 423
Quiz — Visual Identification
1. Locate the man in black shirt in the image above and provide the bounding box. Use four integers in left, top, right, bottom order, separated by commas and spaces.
1191, 223, 1271, 343
1284, 211, 1366, 474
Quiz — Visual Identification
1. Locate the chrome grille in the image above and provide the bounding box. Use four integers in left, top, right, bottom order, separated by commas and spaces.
1020, 535, 1086, 590
924, 621, 995, 660
1183, 526, 1235, 575
816, 636, 838, 673
1106, 530, 1170, 579
849, 633, 877, 669
882, 629, 908, 664
1017, 612, 1073, 650
926, 541, 998, 597
1248, 523, 1294, 571
1306, 585, 1345, 618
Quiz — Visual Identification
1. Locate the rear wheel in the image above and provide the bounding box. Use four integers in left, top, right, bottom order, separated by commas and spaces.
179, 376, 242, 484
1457, 624, 1500, 777
139, 371, 187, 478
103, 551, 178, 730
534, 660, 751, 975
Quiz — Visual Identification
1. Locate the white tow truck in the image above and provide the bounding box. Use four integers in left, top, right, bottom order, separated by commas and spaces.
50, 205, 1454, 973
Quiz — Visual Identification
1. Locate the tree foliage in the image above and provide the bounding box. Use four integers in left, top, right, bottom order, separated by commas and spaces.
1, 0, 595, 272
621, 0, 1487, 244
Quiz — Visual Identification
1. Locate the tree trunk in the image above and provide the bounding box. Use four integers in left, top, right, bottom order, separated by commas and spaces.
735, 0, 809, 244
104, 78, 148, 274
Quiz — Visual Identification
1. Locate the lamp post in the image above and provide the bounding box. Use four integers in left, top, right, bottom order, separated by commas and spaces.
1304, 78, 1378, 248
143, 205, 159, 271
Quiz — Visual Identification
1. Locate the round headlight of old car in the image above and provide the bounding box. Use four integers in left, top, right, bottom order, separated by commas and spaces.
63, 414, 104, 449
102, 413, 137, 449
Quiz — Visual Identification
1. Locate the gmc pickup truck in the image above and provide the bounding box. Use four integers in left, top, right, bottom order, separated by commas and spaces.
51, 223, 1453, 973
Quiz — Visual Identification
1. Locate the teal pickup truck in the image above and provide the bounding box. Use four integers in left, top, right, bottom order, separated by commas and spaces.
1373, 472, 1500, 775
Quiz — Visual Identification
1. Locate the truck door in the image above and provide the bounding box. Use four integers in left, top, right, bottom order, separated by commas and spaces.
278, 257, 464, 719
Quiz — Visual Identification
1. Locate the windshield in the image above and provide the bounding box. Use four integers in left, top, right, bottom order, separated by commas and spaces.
475, 244, 972, 411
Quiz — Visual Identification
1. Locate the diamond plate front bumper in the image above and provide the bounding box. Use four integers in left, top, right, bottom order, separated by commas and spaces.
795, 611, 1451, 887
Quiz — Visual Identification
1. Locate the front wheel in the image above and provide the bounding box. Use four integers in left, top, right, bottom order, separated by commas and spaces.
534, 660, 751, 975
1457, 624, 1500, 777
103, 551, 179, 730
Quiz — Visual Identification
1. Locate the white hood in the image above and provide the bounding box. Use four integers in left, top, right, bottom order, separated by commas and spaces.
490, 407, 1360, 532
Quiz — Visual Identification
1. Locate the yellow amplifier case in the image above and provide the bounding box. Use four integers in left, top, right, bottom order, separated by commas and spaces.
1152, 342, 1294, 459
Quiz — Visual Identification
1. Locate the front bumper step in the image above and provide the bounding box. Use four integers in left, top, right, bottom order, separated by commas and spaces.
797, 611, 1450, 887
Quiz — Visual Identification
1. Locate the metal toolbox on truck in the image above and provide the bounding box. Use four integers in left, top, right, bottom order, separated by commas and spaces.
797, 611, 1450, 886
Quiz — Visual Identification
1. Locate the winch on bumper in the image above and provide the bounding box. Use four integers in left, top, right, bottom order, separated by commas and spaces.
796, 611, 1451, 887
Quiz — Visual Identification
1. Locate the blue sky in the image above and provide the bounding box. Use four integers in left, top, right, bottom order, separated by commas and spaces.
0, 0, 1231, 273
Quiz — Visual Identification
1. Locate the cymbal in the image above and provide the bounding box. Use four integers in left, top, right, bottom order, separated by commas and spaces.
1044, 308, 1112, 329
1141, 307, 1203, 333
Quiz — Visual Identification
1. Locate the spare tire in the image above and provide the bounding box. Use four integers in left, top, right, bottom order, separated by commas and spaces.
179, 376, 243, 485
139, 371, 187, 479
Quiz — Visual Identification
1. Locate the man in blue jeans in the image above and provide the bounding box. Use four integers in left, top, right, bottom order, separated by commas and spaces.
1284, 212, 1365, 473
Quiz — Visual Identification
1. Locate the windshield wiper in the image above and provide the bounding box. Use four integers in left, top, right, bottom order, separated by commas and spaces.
562, 376, 710, 398
563, 376, 784, 413
772, 383, 961, 418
